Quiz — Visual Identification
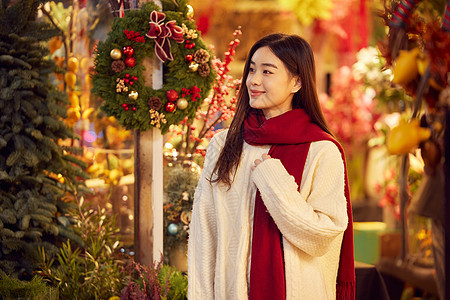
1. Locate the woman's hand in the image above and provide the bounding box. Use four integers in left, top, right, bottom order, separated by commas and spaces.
251, 153, 271, 171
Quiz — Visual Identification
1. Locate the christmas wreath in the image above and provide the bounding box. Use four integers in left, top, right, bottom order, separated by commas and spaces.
92, 0, 215, 133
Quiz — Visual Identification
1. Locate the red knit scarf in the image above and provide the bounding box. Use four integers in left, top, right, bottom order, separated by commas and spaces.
244, 108, 355, 300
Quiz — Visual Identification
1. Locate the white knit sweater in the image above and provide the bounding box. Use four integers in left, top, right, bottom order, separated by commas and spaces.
187, 130, 348, 299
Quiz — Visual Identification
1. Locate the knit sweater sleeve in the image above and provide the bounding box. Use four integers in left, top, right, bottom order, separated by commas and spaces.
251, 141, 348, 257
187, 133, 223, 299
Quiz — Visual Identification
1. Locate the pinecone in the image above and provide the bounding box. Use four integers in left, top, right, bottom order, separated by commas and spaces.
148, 96, 162, 110
111, 60, 125, 73
194, 49, 210, 64
198, 63, 210, 77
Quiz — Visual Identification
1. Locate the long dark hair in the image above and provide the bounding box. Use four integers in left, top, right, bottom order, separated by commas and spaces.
210, 33, 332, 187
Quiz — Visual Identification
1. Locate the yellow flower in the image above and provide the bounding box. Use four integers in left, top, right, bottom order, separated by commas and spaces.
279, 0, 334, 26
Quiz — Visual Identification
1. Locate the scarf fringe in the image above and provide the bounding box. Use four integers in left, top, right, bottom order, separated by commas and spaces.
336, 281, 355, 300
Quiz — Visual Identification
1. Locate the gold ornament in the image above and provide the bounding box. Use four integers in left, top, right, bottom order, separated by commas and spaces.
186, 4, 194, 19
177, 98, 188, 110
128, 90, 139, 100
188, 61, 199, 72
110, 48, 122, 60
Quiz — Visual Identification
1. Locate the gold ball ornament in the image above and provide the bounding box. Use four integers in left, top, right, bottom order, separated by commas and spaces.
177, 98, 188, 110
110, 48, 122, 60
189, 61, 199, 72
186, 4, 194, 19
128, 90, 139, 100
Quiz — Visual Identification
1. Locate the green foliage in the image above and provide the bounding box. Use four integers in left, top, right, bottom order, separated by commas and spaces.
38, 200, 126, 299
158, 264, 188, 300
91, 0, 216, 133
163, 164, 199, 255
0, 0, 87, 277
121, 260, 187, 300
0, 272, 57, 299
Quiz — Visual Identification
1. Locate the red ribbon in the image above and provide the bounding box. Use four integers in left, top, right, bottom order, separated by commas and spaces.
146, 11, 184, 62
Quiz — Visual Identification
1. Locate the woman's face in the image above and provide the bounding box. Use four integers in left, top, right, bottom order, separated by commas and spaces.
246, 46, 301, 119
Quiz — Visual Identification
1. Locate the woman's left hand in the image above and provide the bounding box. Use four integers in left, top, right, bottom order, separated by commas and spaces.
251, 153, 271, 171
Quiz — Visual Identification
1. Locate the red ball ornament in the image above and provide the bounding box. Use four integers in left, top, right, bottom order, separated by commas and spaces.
125, 57, 136, 68
185, 54, 193, 61
166, 89, 179, 102
165, 102, 176, 113
123, 46, 134, 57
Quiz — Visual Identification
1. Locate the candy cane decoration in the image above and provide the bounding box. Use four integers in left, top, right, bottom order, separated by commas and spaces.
443, 0, 450, 32
390, 0, 423, 27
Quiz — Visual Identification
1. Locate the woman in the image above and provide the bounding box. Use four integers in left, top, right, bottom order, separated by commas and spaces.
188, 33, 355, 300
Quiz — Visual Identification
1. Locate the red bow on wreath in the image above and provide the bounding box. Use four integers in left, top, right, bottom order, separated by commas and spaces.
146, 10, 184, 63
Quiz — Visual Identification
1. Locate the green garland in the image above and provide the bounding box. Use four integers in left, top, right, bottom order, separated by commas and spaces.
92, 0, 215, 133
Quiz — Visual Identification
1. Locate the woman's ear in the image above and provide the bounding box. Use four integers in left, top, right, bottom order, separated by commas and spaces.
291, 77, 302, 93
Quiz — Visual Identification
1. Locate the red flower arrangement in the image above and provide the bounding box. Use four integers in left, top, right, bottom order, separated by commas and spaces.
166, 28, 242, 157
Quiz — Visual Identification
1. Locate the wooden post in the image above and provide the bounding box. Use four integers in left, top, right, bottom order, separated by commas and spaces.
444, 107, 449, 300
134, 0, 164, 266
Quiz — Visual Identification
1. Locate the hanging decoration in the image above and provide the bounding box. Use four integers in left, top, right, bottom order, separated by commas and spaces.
390, 0, 422, 28
92, 0, 215, 133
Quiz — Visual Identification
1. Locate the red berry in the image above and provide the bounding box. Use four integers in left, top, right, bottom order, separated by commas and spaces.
125, 73, 130, 78
132, 76, 138, 81
124, 79, 129, 83
132, 107, 137, 111
129, 81, 134, 85
124, 106, 129, 111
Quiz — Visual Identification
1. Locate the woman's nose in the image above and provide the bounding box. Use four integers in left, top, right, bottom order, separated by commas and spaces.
250, 72, 261, 85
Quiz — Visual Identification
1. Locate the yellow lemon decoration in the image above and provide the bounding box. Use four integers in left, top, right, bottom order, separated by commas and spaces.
392, 47, 420, 85
69, 93, 79, 107
64, 71, 77, 89
80, 57, 91, 73
66, 107, 81, 126
417, 53, 429, 76
386, 119, 431, 155
67, 57, 79, 73
108, 169, 123, 185
82, 107, 96, 119
417, 54, 444, 91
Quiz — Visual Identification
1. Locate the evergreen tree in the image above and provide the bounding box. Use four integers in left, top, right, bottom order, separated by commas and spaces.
0, 0, 87, 278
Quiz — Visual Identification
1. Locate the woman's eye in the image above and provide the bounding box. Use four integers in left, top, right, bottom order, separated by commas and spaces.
249, 67, 255, 73
263, 70, 272, 74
